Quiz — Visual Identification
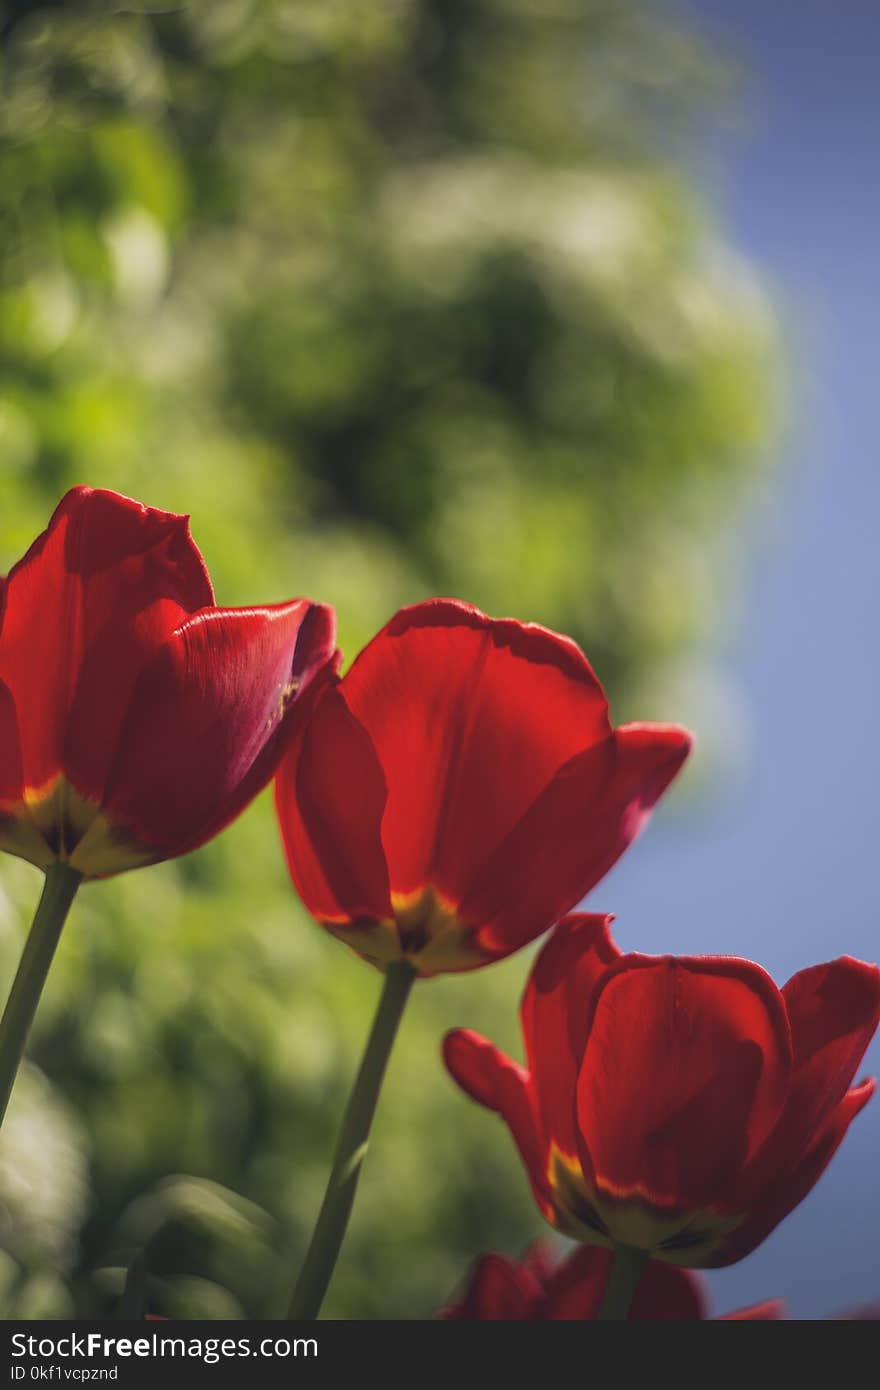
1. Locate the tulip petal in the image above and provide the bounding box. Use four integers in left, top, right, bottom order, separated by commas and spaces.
443, 1028, 551, 1216
606, 722, 696, 850
577, 956, 792, 1214
545, 1246, 709, 1320
0, 487, 213, 798
85, 599, 336, 869
780, 956, 880, 1150
520, 1239, 559, 1288
627, 1263, 710, 1322
520, 914, 620, 1156
463, 724, 692, 958
339, 599, 612, 905
440, 1253, 541, 1319
0, 678, 24, 808
733, 957, 880, 1206
276, 683, 392, 924
714, 1077, 875, 1266
540, 1245, 611, 1320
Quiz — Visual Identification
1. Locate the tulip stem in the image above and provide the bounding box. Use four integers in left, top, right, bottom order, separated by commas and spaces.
0, 863, 81, 1131
287, 959, 416, 1320
596, 1244, 649, 1321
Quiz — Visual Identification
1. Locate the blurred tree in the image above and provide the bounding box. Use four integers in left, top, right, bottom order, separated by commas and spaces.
0, 0, 776, 1318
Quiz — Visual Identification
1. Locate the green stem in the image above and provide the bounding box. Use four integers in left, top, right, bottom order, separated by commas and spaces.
118, 1250, 147, 1320
288, 959, 416, 1320
596, 1244, 649, 1321
0, 863, 81, 1131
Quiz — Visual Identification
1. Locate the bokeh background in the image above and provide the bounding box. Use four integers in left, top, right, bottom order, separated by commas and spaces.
0, 0, 872, 1320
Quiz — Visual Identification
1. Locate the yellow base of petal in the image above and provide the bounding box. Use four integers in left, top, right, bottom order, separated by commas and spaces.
324, 887, 486, 978
546, 1145, 743, 1268
0, 777, 158, 878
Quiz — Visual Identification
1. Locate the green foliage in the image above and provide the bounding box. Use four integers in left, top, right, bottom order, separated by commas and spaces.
0, 0, 776, 1317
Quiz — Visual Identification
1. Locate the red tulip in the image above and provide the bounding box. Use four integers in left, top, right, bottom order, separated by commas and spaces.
0, 487, 336, 876
275, 600, 690, 976
439, 1242, 783, 1320
444, 914, 879, 1265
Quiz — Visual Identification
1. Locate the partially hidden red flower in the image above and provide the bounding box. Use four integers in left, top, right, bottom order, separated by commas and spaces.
0, 487, 337, 876
274, 600, 690, 976
439, 1242, 783, 1320
444, 914, 880, 1265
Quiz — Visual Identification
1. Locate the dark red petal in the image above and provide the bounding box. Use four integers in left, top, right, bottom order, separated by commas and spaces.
629, 1263, 710, 1321
577, 956, 792, 1212
97, 599, 336, 860
734, 958, 880, 1206
719, 1300, 786, 1320
780, 957, 880, 1152
0, 679, 24, 808
602, 723, 695, 855
520, 1239, 558, 1291
288, 603, 339, 693
628, 1267, 711, 1317
339, 599, 612, 905
275, 683, 392, 923
462, 724, 692, 960
443, 1029, 550, 1215
19, 487, 213, 601
439, 1253, 541, 1320
520, 915, 620, 1156
0, 487, 213, 798
714, 1078, 875, 1266
543, 1246, 709, 1320
541, 1245, 612, 1320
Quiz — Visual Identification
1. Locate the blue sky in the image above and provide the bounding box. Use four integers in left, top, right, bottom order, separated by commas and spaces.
597, 1, 880, 1318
